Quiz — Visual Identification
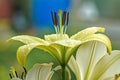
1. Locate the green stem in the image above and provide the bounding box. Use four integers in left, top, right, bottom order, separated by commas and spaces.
61, 46, 66, 80
62, 64, 66, 80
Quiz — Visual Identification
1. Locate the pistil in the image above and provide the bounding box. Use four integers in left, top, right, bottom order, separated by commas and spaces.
58, 10, 63, 39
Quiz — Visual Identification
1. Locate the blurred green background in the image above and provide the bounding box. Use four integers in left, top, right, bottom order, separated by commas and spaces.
1, 0, 120, 80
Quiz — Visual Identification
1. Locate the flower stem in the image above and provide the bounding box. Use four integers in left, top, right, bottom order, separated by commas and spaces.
61, 46, 66, 80
62, 64, 66, 80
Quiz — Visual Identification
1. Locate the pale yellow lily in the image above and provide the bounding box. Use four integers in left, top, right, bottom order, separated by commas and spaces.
8, 10, 112, 80
69, 41, 120, 80
8, 27, 111, 66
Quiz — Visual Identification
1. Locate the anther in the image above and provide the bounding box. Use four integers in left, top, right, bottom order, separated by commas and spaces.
15, 71, 18, 77
10, 66, 17, 78
62, 11, 67, 26
54, 12, 58, 26
114, 74, 120, 80
9, 73, 12, 79
51, 11, 58, 26
66, 12, 69, 26
23, 67, 27, 74
21, 72, 25, 79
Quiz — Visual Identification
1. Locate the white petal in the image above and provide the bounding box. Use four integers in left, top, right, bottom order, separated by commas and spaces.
68, 56, 81, 80
11, 78, 22, 80
91, 50, 120, 80
26, 63, 53, 80
76, 41, 107, 80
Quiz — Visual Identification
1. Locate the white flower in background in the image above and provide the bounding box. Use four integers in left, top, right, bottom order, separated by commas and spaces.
10, 63, 61, 80
69, 41, 120, 80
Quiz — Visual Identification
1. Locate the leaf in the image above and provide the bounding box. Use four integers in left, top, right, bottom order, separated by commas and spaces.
70, 27, 105, 40
91, 50, 120, 80
76, 41, 107, 80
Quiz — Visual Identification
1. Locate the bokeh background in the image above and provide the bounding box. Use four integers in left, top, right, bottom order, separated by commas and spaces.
0, 0, 120, 80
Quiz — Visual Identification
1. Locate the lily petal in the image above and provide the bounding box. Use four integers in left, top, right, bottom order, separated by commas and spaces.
76, 41, 107, 80
91, 50, 120, 80
53, 39, 81, 48
17, 43, 62, 66
81, 34, 112, 54
26, 63, 54, 80
70, 27, 105, 40
11, 78, 22, 80
68, 56, 81, 80
17, 43, 41, 66
8, 35, 62, 65
45, 34, 69, 42
65, 46, 79, 63
8, 35, 48, 44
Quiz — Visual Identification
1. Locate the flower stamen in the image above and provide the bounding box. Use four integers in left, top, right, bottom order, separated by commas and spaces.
62, 11, 67, 26
20, 67, 27, 79
9, 66, 17, 78
51, 10, 69, 39
114, 73, 120, 80
9, 73, 12, 79
58, 10, 63, 39
51, 11, 59, 34
64, 12, 69, 34
23, 66, 27, 74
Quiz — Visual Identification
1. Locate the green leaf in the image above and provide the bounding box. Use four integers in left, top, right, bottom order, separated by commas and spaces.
91, 50, 120, 80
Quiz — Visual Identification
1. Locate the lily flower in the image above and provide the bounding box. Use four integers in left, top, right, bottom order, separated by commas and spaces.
8, 10, 111, 80
10, 63, 61, 80
68, 41, 120, 80
8, 10, 111, 66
